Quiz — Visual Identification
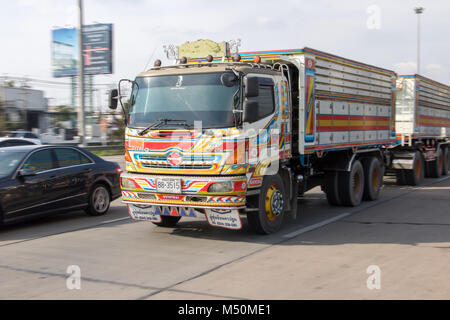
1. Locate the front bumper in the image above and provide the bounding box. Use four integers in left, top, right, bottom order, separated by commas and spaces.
120, 173, 247, 209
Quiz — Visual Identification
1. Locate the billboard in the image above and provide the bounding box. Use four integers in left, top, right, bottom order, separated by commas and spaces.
82, 24, 113, 75
51, 28, 78, 77
51, 24, 113, 78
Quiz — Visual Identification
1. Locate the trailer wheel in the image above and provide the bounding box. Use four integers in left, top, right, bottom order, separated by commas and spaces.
427, 148, 443, 179
152, 216, 181, 227
405, 151, 425, 185
338, 160, 364, 207
323, 171, 341, 206
362, 157, 383, 201
247, 174, 285, 234
441, 147, 448, 176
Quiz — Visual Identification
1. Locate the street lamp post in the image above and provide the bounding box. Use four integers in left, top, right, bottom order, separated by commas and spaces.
77, 0, 86, 146
414, 7, 424, 75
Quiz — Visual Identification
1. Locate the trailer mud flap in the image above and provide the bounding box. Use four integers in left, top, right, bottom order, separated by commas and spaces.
205, 209, 242, 230
127, 204, 162, 222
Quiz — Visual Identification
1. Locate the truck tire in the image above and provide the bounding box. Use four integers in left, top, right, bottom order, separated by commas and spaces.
338, 160, 364, 207
247, 174, 286, 234
427, 148, 443, 179
323, 171, 341, 206
152, 216, 181, 227
405, 151, 425, 185
441, 147, 448, 176
362, 157, 383, 201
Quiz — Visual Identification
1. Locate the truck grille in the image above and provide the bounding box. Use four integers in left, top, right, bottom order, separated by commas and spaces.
137, 154, 217, 162
141, 163, 213, 170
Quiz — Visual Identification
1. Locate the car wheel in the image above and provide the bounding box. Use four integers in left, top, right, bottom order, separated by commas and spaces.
86, 184, 111, 216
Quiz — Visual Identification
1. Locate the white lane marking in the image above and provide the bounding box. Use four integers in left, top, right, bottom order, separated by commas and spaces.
436, 175, 450, 183
282, 212, 351, 239
100, 217, 130, 224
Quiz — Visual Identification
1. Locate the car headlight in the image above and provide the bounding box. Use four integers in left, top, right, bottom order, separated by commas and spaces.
121, 178, 137, 190
208, 181, 234, 193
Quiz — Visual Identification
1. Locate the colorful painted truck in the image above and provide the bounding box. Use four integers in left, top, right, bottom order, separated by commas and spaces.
391, 74, 449, 185
109, 40, 447, 234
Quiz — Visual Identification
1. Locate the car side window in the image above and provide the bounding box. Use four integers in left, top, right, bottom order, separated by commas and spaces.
54, 148, 92, 168
23, 150, 55, 173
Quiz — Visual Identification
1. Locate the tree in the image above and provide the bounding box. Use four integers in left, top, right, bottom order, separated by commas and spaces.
109, 101, 128, 143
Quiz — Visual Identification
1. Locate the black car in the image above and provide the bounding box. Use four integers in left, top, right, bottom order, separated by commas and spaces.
0, 145, 122, 225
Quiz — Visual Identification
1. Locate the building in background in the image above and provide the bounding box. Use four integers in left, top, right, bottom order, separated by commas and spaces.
0, 84, 49, 132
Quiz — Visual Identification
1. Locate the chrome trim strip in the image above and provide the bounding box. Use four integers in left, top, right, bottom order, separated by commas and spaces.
122, 200, 245, 210
7, 193, 87, 215
121, 172, 246, 181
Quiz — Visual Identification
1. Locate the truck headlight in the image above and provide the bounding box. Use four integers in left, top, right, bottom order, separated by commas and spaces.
208, 181, 234, 193
121, 178, 137, 190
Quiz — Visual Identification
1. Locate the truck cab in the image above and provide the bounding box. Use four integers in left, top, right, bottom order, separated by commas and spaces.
115, 60, 294, 233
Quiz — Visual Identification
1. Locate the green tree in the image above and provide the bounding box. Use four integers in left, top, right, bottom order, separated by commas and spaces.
109, 101, 129, 143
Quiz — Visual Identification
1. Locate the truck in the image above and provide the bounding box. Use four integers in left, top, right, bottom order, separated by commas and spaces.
390, 74, 449, 185
109, 40, 449, 234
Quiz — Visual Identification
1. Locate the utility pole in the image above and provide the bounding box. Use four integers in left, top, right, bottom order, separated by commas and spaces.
414, 7, 424, 75
77, 0, 86, 146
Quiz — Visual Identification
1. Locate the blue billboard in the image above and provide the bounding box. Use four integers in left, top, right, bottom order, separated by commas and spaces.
51, 24, 113, 78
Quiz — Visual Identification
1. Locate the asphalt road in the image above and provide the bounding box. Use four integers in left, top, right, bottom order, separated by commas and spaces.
0, 156, 448, 299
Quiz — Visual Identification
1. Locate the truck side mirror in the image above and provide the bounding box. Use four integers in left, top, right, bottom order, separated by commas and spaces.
243, 100, 259, 123
109, 89, 119, 110
244, 77, 259, 98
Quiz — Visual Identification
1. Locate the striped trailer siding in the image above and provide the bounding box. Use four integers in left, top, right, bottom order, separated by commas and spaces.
396, 74, 450, 140
189, 47, 398, 154
300, 48, 397, 154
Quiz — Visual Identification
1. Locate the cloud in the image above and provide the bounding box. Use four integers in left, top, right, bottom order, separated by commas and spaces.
393, 61, 417, 75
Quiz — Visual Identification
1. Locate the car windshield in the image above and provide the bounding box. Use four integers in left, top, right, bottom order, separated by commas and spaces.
0, 150, 27, 178
128, 72, 240, 129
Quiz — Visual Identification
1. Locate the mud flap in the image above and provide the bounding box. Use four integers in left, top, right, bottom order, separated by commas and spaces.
287, 181, 299, 219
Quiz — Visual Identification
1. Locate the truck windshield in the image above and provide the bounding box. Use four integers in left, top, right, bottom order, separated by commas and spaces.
128, 72, 239, 129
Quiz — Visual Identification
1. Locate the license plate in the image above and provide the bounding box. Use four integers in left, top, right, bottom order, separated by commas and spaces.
156, 178, 182, 194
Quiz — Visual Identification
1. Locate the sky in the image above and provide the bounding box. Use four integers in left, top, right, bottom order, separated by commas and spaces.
0, 0, 448, 109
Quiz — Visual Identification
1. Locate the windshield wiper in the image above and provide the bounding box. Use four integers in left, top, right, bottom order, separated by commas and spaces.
138, 119, 192, 136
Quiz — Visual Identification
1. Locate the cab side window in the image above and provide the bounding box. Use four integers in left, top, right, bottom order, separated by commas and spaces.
54, 148, 92, 168
247, 78, 275, 120
23, 150, 55, 173
255, 85, 275, 118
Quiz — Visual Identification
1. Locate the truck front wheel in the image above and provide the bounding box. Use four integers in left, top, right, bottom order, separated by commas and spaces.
247, 174, 286, 234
